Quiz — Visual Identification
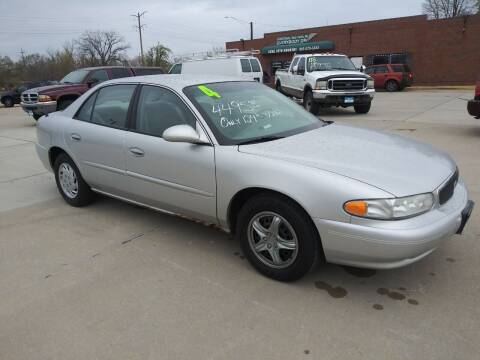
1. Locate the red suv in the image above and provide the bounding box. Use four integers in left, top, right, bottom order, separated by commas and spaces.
365, 64, 414, 92
468, 81, 480, 119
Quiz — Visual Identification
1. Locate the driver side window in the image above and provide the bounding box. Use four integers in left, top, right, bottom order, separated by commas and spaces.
297, 57, 305, 72
135, 86, 197, 138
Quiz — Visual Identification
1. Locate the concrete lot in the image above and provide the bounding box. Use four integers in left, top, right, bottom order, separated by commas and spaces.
1, 91, 479, 360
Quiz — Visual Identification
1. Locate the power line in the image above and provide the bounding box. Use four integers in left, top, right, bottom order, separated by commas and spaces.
131, 11, 147, 65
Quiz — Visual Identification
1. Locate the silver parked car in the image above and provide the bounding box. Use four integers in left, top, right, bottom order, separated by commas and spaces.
35, 75, 474, 281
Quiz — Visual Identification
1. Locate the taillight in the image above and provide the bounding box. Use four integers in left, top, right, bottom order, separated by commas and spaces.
409, 73, 413, 79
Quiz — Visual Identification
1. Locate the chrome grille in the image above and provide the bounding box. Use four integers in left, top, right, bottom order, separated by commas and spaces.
21, 93, 39, 104
329, 79, 366, 91
438, 169, 458, 205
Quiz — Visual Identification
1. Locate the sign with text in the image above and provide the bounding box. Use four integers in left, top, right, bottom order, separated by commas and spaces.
276, 33, 317, 46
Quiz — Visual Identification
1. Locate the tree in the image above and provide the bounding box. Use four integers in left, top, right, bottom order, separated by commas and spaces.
144, 43, 172, 71
76, 30, 129, 66
423, 0, 478, 19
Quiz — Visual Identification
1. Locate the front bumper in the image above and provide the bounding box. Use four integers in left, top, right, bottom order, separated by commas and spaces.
467, 99, 480, 118
314, 181, 473, 269
20, 101, 57, 117
313, 89, 375, 105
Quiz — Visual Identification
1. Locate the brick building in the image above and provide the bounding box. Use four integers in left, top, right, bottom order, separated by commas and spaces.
226, 15, 480, 86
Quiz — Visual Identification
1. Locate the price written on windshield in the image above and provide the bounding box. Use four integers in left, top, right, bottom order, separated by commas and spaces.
212, 100, 282, 128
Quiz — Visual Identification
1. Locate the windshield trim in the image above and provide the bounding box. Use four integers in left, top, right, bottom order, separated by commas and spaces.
183, 81, 325, 146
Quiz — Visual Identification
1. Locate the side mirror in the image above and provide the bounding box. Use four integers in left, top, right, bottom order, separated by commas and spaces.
292, 65, 298, 74
359, 65, 366, 73
87, 78, 99, 88
163, 124, 209, 144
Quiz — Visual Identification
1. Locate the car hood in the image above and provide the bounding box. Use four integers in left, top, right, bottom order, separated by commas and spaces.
23, 83, 85, 95
238, 124, 456, 197
310, 70, 369, 79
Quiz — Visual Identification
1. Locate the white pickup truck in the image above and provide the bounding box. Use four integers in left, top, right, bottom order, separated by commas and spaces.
275, 53, 375, 114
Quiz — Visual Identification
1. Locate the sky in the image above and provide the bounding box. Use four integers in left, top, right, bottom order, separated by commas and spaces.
0, 0, 425, 61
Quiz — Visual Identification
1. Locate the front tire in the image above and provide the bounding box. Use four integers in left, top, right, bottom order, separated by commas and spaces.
236, 194, 321, 282
303, 90, 319, 114
3, 96, 14, 108
57, 99, 74, 111
354, 102, 371, 114
54, 153, 94, 207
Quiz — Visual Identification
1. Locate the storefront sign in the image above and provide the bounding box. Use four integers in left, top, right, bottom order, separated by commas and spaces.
261, 40, 335, 55
276, 33, 317, 46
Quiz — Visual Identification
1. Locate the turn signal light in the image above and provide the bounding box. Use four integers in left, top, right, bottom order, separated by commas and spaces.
344, 201, 368, 217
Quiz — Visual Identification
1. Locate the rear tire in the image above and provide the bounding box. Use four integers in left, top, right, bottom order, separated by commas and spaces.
54, 153, 95, 207
3, 96, 14, 108
236, 194, 322, 282
303, 90, 319, 114
386, 80, 399, 92
354, 102, 371, 114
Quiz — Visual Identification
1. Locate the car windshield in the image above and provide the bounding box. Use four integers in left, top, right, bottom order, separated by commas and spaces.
60, 70, 89, 84
184, 81, 324, 145
307, 56, 357, 72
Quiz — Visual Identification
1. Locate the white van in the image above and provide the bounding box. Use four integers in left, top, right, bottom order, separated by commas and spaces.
169, 54, 263, 83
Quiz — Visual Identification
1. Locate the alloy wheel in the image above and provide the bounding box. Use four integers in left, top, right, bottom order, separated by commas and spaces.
58, 162, 78, 199
247, 211, 299, 269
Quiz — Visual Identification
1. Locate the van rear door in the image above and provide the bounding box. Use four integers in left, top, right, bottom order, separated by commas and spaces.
240, 58, 263, 83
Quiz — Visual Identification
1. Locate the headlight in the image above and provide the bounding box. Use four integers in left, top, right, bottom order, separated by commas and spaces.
38, 95, 52, 102
315, 80, 327, 90
367, 79, 374, 89
344, 193, 434, 220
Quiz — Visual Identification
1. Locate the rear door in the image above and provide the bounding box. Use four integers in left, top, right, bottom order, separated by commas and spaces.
67, 84, 137, 195
249, 58, 263, 83
373, 65, 389, 88
124, 85, 217, 222
240, 58, 254, 81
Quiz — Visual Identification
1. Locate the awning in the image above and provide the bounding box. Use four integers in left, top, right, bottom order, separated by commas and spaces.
261, 41, 335, 55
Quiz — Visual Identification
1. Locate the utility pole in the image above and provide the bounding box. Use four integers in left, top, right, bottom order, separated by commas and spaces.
20, 49, 26, 67
131, 11, 147, 65
250, 21, 253, 40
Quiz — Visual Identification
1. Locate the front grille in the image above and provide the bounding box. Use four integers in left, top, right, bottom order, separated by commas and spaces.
329, 79, 366, 91
439, 169, 459, 205
21, 93, 39, 104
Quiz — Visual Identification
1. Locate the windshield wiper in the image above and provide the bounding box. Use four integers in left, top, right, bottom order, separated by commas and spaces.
331, 67, 355, 71
237, 136, 284, 146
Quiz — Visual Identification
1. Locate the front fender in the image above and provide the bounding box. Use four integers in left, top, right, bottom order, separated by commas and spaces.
215, 146, 392, 228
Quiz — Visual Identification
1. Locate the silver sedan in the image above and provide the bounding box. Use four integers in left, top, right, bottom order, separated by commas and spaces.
35, 75, 474, 281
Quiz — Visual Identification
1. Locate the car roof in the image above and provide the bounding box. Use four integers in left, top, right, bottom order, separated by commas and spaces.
100, 74, 251, 91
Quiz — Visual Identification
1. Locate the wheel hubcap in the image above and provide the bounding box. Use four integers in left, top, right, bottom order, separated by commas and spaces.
58, 163, 78, 199
248, 212, 298, 269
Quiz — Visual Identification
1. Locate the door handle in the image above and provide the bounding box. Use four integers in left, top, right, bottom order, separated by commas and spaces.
70, 133, 81, 141
129, 147, 145, 157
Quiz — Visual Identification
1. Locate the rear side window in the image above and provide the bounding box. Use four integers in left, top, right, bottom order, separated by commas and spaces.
134, 68, 164, 76
111, 68, 131, 79
169, 64, 182, 74
135, 85, 196, 137
75, 93, 98, 122
90, 85, 136, 129
250, 59, 261, 72
240, 59, 252, 73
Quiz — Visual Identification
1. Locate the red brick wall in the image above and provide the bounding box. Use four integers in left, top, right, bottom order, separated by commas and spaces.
226, 15, 480, 86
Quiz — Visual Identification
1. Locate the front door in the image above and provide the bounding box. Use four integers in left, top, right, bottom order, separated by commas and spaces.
66, 84, 137, 195
124, 85, 217, 223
